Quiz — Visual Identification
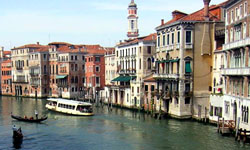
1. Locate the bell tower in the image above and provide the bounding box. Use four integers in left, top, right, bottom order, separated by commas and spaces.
127, 0, 139, 39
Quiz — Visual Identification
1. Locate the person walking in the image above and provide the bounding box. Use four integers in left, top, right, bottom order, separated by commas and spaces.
35, 110, 38, 119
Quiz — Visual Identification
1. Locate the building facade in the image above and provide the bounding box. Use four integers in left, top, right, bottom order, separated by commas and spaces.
110, 33, 156, 108
155, 0, 226, 119
221, 0, 250, 130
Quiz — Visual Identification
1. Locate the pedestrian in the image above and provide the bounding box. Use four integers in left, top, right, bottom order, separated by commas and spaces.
35, 110, 38, 119
12, 125, 17, 132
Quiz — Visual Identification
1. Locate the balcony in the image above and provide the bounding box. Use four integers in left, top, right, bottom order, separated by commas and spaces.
30, 73, 40, 77
57, 83, 68, 87
223, 37, 250, 50
16, 67, 23, 71
176, 44, 180, 50
185, 43, 193, 49
12, 79, 27, 84
30, 82, 40, 87
222, 67, 250, 76
153, 73, 179, 80
168, 45, 174, 51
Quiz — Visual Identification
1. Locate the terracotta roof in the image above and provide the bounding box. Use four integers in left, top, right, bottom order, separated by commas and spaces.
158, 1, 228, 28
12, 44, 44, 50
118, 33, 156, 47
35, 46, 50, 52
2, 59, 11, 63
3, 51, 11, 55
48, 42, 72, 46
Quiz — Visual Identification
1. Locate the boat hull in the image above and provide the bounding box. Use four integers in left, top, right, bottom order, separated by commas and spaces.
11, 115, 47, 123
46, 104, 94, 116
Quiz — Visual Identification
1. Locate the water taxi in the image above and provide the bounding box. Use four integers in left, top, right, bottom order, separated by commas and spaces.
45, 98, 94, 116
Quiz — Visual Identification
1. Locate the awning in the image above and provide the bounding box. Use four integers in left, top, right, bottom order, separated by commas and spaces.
56, 75, 67, 79
112, 76, 136, 82
185, 62, 191, 73
112, 76, 123, 82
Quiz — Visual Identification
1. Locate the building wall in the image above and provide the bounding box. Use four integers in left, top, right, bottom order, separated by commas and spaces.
1, 60, 12, 95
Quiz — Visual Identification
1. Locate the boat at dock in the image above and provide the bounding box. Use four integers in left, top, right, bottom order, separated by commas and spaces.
45, 98, 94, 116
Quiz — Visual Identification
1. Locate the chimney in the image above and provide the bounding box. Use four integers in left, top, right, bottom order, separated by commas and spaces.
203, 0, 211, 21
37, 42, 40, 45
161, 19, 164, 25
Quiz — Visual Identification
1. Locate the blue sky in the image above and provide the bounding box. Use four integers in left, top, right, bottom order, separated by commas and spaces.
0, 0, 226, 50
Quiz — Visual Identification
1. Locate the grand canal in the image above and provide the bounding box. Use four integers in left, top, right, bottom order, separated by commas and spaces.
0, 96, 249, 150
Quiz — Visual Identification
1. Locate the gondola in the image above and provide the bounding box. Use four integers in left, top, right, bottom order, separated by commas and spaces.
11, 114, 47, 123
13, 127, 23, 149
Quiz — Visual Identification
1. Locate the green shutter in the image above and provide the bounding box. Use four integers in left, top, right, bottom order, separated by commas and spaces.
185, 62, 191, 73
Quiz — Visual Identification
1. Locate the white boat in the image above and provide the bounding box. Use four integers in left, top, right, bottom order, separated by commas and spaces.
45, 98, 94, 116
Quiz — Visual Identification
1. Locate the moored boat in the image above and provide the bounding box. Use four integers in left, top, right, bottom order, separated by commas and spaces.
45, 98, 94, 116
11, 114, 47, 123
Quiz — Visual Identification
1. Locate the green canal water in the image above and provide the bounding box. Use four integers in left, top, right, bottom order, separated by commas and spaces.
0, 96, 249, 150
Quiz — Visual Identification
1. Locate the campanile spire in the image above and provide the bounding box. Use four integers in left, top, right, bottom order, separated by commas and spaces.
127, 0, 139, 39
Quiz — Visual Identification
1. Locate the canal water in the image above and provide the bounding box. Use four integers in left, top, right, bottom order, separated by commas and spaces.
0, 96, 249, 150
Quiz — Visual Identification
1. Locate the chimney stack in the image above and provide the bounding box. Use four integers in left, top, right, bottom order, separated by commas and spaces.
37, 42, 40, 45
161, 19, 164, 25
203, 0, 211, 21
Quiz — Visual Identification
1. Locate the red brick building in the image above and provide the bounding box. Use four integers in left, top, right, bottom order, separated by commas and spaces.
1, 56, 12, 95
85, 47, 106, 101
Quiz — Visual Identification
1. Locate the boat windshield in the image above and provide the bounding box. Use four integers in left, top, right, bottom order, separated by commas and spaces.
48, 101, 57, 106
76, 105, 93, 113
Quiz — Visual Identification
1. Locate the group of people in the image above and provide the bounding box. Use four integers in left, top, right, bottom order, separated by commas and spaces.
23, 110, 38, 120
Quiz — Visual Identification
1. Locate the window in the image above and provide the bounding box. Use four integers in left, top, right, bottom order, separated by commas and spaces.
75, 56, 77, 60
147, 58, 151, 70
95, 57, 100, 62
145, 85, 148, 91
167, 34, 170, 45
147, 46, 151, 54
163, 35, 166, 46
96, 77, 100, 84
186, 31, 192, 43
71, 55, 74, 60
171, 33, 174, 44
157, 36, 160, 47
185, 97, 190, 104
185, 61, 191, 73
137, 87, 139, 93
244, 2, 248, 16
231, 10, 234, 23
131, 20, 134, 30
96, 66, 100, 72
82, 77, 85, 83
151, 85, 155, 92
225, 102, 230, 114
177, 31, 180, 43
75, 76, 78, 83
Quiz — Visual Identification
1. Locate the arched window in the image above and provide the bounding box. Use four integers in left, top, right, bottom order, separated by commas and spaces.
147, 58, 151, 70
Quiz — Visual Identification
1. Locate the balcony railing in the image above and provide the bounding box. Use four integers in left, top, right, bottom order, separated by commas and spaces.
222, 67, 250, 75
12, 79, 27, 83
57, 83, 68, 87
185, 43, 193, 49
153, 73, 179, 79
223, 37, 250, 50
